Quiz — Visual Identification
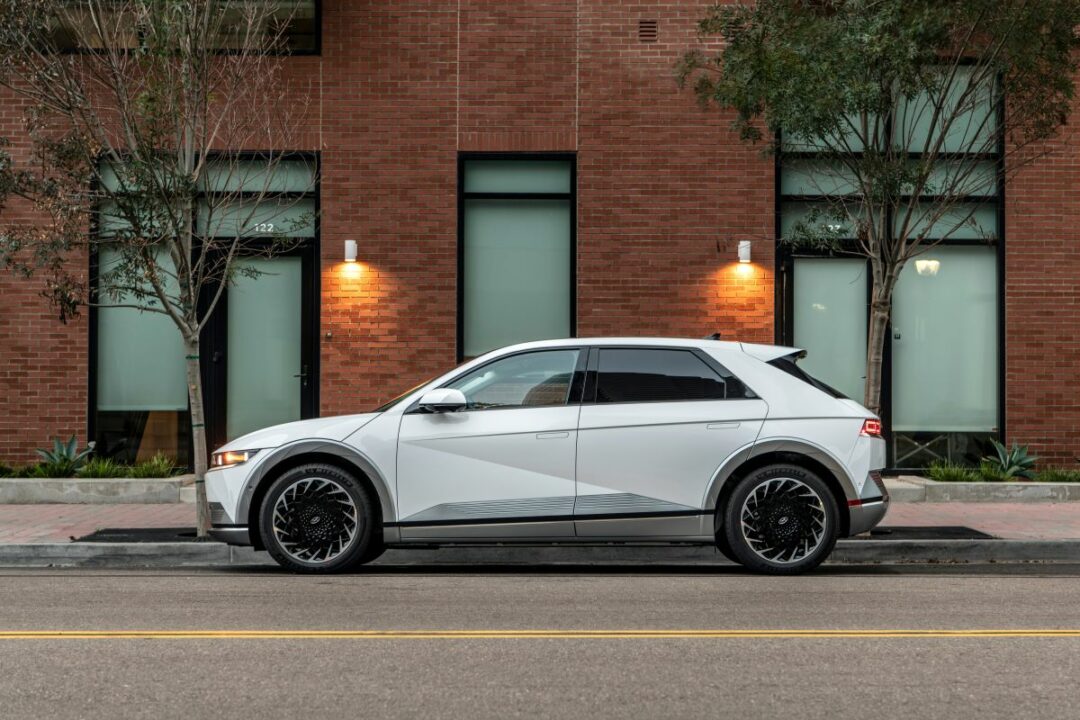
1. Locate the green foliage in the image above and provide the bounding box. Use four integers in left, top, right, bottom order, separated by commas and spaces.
0, 463, 11, 478
1034, 468, 1080, 483
981, 439, 1039, 480
678, 0, 1080, 153
129, 453, 181, 478
926, 461, 981, 483
77, 457, 130, 479
34, 435, 94, 477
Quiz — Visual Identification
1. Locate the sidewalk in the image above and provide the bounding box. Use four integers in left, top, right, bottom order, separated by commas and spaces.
2, 501, 1079, 544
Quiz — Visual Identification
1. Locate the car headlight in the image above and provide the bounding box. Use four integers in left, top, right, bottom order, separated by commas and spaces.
211, 449, 259, 469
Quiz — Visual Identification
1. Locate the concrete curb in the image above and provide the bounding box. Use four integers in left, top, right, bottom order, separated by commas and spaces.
2, 539, 1078, 568
0, 476, 196, 505
885, 477, 1080, 503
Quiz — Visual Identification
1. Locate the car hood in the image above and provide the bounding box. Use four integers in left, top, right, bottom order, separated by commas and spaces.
216, 413, 380, 453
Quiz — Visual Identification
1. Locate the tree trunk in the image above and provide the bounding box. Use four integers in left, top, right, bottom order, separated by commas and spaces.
184, 334, 211, 539
864, 294, 891, 417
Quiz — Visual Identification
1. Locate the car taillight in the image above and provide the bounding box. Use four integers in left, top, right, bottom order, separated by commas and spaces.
860, 419, 883, 437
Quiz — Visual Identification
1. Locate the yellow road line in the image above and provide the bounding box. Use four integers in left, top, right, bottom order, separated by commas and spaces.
0, 629, 1079, 640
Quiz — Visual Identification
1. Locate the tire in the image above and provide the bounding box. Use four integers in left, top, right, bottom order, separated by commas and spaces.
722, 464, 838, 575
258, 463, 377, 574
714, 526, 739, 564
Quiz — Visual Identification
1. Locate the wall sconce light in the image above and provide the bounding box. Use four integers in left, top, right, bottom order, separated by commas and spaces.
344, 239, 358, 263
737, 240, 752, 264
915, 259, 940, 276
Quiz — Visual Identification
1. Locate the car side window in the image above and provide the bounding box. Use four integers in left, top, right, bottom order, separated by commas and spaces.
447, 349, 581, 410
595, 348, 753, 403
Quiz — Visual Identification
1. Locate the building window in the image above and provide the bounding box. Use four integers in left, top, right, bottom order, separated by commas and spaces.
778, 68, 1002, 468
92, 156, 318, 465
459, 156, 575, 359
49, 1, 319, 54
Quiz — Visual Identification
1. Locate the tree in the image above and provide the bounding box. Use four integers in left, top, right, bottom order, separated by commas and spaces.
0, 0, 315, 536
678, 0, 1080, 414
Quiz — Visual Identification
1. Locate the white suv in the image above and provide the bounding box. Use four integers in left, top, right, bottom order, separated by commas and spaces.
206, 338, 889, 575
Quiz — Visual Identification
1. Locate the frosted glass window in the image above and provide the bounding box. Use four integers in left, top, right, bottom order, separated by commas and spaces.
96, 248, 187, 411
226, 257, 303, 440
892, 247, 998, 432
780, 201, 866, 240
197, 198, 316, 238
793, 259, 868, 401
464, 161, 571, 194
463, 199, 571, 357
199, 159, 317, 194
780, 161, 859, 196
895, 202, 998, 241
896, 67, 997, 154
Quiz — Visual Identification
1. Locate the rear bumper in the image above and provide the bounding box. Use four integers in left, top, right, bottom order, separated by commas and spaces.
209, 525, 251, 546
848, 496, 890, 536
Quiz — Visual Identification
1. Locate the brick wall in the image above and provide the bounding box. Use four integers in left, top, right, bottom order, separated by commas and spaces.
0, 0, 1077, 467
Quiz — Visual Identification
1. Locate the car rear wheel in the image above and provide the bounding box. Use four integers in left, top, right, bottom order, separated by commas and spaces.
259, 463, 376, 573
722, 464, 838, 575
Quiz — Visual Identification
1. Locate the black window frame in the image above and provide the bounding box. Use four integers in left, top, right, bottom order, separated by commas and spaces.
88, 150, 321, 468
457, 152, 577, 363
774, 85, 1006, 471
51, 0, 321, 56
582, 346, 759, 405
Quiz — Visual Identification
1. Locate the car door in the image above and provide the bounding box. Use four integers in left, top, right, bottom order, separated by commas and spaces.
396, 347, 586, 540
575, 346, 767, 537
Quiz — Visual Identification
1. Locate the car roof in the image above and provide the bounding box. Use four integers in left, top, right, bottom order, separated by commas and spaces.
488, 337, 801, 362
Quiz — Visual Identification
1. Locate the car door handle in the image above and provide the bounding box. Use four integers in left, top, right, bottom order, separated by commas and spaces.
536, 432, 569, 440
706, 422, 741, 430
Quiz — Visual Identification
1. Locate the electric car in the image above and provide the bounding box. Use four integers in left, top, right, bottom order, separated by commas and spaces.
206, 337, 889, 574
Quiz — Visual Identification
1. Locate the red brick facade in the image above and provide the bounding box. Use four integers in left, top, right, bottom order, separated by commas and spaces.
0, 1, 1077, 466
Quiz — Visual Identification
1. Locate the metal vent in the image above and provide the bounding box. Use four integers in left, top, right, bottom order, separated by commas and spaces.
638, 19, 658, 42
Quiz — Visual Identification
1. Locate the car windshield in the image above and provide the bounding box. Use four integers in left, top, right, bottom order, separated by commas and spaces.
767, 354, 849, 400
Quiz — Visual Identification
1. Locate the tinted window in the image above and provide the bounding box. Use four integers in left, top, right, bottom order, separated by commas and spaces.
596, 349, 753, 403
448, 350, 580, 410
768, 356, 849, 400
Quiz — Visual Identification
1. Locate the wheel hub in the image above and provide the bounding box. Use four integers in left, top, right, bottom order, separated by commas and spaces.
739, 477, 827, 564
272, 478, 360, 564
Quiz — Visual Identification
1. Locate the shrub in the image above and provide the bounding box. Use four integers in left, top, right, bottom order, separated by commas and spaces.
1035, 468, 1080, 483
927, 461, 981, 483
981, 440, 1038, 480
77, 457, 129, 479
978, 461, 1011, 483
0, 464, 12, 478
128, 453, 180, 478
35, 436, 94, 477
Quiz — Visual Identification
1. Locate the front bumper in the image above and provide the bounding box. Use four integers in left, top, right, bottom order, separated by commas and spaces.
208, 500, 252, 546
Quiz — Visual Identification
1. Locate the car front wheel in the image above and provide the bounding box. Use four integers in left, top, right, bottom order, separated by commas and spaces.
721, 464, 838, 575
259, 463, 376, 573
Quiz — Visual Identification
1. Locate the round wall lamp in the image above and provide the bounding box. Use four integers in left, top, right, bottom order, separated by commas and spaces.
344, 239, 358, 263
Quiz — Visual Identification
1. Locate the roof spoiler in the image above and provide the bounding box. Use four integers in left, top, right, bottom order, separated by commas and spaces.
740, 343, 806, 362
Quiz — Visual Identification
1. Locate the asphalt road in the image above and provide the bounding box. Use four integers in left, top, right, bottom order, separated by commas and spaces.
1, 564, 1079, 720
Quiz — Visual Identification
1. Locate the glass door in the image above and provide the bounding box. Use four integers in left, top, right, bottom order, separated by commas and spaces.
226, 256, 305, 440
203, 247, 317, 450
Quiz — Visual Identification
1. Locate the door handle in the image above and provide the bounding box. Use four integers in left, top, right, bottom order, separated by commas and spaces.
536, 431, 569, 440
293, 364, 309, 388
707, 422, 740, 430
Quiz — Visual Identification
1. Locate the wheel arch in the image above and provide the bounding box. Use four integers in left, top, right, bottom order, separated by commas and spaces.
706, 440, 856, 539
238, 440, 396, 551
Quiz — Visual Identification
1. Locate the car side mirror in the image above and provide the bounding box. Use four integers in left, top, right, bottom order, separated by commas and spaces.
417, 388, 468, 413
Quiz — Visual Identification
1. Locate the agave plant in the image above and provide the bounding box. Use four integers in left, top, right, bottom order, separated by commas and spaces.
982, 439, 1038, 481
35, 436, 95, 477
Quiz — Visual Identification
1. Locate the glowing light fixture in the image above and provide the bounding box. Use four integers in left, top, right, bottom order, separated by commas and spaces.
344, 239, 358, 263
915, 259, 940, 276
737, 240, 752, 264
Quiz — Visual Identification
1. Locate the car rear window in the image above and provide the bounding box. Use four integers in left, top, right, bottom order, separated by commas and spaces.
767, 355, 850, 400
